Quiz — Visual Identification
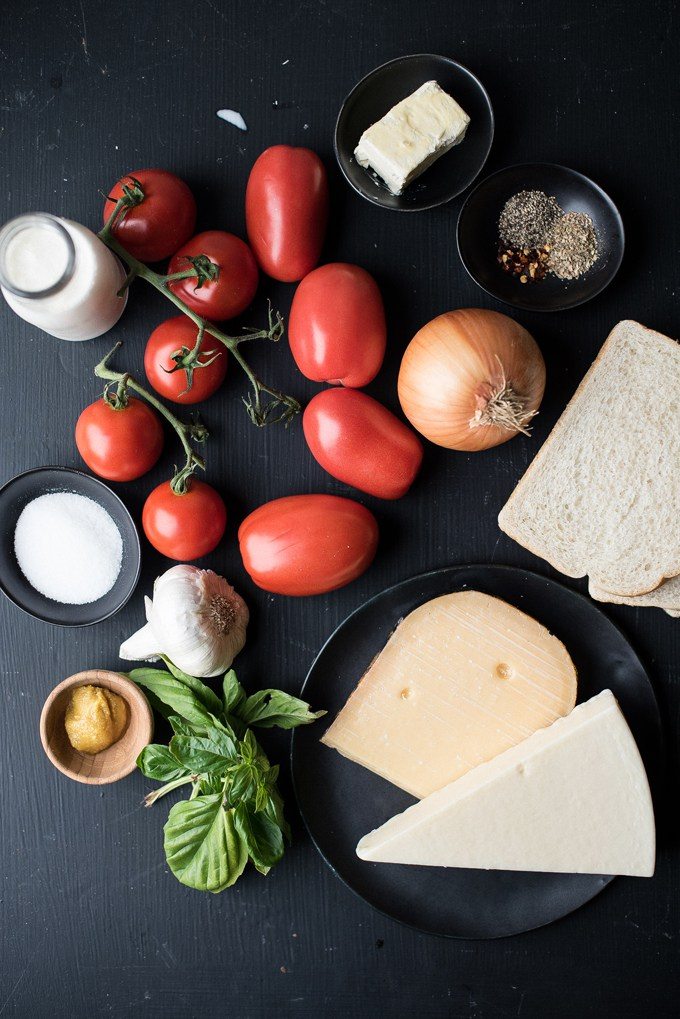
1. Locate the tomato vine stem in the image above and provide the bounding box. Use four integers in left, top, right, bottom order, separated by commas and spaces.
95, 341, 207, 493
99, 191, 300, 427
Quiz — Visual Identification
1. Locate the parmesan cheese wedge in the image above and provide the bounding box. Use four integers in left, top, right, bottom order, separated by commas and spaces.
356, 690, 655, 877
321, 591, 577, 798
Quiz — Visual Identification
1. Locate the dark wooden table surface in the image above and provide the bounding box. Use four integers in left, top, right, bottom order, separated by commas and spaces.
1, 1, 678, 1015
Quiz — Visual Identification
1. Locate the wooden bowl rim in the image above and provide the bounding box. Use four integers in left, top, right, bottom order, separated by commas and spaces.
40, 669, 153, 785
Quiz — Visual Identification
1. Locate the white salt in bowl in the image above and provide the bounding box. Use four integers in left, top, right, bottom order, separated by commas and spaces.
0, 466, 141, 626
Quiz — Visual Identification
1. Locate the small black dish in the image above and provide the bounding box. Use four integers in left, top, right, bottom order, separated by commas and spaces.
457, 162, 625, 311
291, 565, 661, 939
335, 54, 494, 211
0, 466, 141, 626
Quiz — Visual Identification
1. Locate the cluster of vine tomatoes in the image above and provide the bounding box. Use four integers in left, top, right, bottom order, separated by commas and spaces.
75, 148, 423, 595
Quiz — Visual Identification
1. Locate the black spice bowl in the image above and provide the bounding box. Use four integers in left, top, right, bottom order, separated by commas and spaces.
335, 54, 494, 211
457, 162, 625, 312
0, 466, 141, 626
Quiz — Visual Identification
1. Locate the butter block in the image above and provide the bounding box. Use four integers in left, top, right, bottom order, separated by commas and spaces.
354, 80, 470, 195
321, 591, 577, 798
356, 690, 656, 877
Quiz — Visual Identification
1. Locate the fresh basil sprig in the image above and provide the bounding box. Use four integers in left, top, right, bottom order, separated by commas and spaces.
129, 666, 324, 893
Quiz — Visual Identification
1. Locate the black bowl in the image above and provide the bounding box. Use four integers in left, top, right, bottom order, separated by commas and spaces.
457, 162, 625, 311
335, 54, 494, 211
0, 466, 141, 626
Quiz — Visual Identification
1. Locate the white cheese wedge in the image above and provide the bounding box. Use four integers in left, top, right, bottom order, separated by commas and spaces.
354, 80, 470, 195
357, 690, 655, 877
321, 591, 577, 799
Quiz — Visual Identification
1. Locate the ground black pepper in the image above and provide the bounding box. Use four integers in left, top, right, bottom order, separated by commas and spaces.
498, 191, 562, 249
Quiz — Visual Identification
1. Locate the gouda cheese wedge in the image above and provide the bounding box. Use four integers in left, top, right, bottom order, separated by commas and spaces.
321, 590, 577, 798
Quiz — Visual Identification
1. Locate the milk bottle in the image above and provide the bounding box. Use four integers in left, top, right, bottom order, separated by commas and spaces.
0, 213, 127, 340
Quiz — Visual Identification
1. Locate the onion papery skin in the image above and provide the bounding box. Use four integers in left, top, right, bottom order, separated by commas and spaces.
397, 309, 546, 451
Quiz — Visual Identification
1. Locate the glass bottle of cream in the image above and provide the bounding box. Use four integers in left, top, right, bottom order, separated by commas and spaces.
0, 213, 127, 341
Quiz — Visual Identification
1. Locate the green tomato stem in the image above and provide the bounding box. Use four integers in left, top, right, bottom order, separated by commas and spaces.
98, 194, 300, 427
161, 268, 202, 284
187, 321, 206, 363
117, 268, 137, 297
94, 342, 206, 489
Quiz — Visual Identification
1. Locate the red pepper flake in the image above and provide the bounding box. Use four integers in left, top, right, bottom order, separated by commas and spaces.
497, 243, 550, 283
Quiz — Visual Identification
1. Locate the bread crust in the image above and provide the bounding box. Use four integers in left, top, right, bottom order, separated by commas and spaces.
589, 576, 680, 616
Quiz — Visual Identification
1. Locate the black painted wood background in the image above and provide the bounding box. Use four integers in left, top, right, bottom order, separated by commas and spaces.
1, 1, 678, 1015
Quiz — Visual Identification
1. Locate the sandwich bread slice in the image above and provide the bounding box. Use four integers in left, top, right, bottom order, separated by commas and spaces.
499, 321, 680, 598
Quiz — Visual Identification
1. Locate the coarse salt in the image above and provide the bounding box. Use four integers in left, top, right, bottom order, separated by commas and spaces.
14, 491, 123, 604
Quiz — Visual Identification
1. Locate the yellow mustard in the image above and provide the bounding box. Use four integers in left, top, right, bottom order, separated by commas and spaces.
64, 685, 128, 754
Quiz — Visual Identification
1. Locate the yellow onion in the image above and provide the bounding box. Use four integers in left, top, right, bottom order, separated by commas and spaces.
397, 309, 546, 451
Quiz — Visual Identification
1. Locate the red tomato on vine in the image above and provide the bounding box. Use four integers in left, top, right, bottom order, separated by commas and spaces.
145, 317, 227, 405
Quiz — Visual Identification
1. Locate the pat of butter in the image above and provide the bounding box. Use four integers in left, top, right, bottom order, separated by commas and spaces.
356, 690, 656, 878
321, 591, 577, 799
354, 80, 471, 195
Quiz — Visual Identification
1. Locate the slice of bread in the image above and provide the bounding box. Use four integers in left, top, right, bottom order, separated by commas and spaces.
498, 321, 680, 597
589, 575, 680, 617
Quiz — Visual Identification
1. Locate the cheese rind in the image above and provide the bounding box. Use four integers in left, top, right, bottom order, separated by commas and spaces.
356, 690, 655, 878
321, 591, 577, 798
354, 81, 470, 195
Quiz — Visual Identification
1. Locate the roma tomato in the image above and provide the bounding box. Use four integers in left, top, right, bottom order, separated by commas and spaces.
103, 169, 196, 262
303, 389, 423, 499
143, 479, 227, 561
245, 145, 328, 282
145, 316, 227, 405
167, 231, 259, 320
75, 397, 164, 482
288, 263, 386, 386
238, 494, 378, 596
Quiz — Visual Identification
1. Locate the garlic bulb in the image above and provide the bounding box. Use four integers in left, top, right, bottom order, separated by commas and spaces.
119, 565, 249, 678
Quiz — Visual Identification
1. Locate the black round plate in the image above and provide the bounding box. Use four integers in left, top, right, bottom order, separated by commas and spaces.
291, 565, 661, 939
0, 466, 141, 626
457, 163, 624, 311
335, 54, 494, 211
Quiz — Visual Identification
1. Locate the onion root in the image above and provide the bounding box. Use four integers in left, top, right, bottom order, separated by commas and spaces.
469, 357, 537, 436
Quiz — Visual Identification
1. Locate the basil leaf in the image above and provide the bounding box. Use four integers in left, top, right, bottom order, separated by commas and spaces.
142, 690, 174, 721
207, 712, 238, 740
196, 773, 224, 796
222, 669, 246, 715
168, 715, 200, 737
164, 795, 247, 893
238, 689, 326, 730
171, 728, 238, 774
239, 728, 259, 763
137, 744, 188, 782
227, 763, 258, 804
265, 786, 291, 843
255, 782, 268, 813
233, 802, 284, 875
161, 656, 223, 715
128, 669, 213, 727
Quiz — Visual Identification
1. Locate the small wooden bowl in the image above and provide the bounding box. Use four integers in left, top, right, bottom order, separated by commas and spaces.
40, 670, 153, 785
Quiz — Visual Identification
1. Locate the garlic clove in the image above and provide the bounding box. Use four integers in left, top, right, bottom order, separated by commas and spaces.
119, 620, 163, 663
